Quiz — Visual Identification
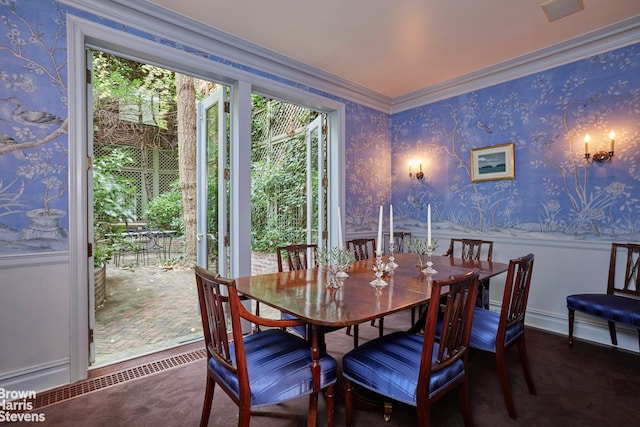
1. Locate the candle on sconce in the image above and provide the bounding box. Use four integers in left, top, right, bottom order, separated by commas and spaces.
584, 133, 590, 155
427, 204, 432, 247
609, 131, 615, 152
377, 205, 383, 255
337, 206, 344, 249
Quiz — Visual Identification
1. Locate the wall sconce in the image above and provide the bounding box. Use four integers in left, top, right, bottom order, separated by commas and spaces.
584, 131, 615, 164
409, 160, 424, 180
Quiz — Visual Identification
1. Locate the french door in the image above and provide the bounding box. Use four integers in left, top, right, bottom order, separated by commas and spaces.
196, 87, 229, 273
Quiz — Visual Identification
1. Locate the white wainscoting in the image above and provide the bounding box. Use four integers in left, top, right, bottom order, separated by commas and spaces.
350, 231, 638, 353
0, 253, 71, 393
0, 235, 637, 394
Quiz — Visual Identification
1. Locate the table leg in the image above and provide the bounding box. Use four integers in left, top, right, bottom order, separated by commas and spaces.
308, 323, 320, 427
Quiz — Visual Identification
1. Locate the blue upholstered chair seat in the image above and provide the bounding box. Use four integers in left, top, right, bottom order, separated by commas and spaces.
567, 294, 640, 328
469, 308, 524, 352
342, 331, 464, 406
281, 312, 343, 338
208, 329, 337, 408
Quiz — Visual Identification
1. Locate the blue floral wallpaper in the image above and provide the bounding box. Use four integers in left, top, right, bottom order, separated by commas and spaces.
0, 1, 638, 257
0, 1, 68, 254
390, 45, 640, 241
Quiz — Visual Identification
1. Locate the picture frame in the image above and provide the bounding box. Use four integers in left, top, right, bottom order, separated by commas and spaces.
470, 143, 515, 182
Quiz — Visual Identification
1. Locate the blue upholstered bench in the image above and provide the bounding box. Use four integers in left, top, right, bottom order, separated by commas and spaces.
567, 242, 640, 349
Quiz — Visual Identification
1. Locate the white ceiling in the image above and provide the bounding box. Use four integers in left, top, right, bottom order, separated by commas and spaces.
148, 0, 640, 99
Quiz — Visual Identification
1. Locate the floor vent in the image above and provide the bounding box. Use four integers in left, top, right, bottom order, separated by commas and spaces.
32, 348, 206, 410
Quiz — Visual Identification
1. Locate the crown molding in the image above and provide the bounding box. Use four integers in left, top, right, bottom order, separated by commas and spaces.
60, 0, 392, 112
61, 2, 638, 116
390, 15, 640, 114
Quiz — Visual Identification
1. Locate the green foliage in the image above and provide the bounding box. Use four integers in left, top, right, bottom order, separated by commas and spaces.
251, 134, 316, 252
93, 52, 175, 129
144, 180, 184, 233
93, 148, 137, 266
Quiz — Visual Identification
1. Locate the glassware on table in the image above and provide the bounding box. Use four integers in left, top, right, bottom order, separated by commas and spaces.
318, 246, 355, 289
370, 251, 389, 287
408, 238, 439, 273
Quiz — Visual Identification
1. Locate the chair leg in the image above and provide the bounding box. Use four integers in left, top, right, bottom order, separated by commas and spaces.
325, 384, 335, 427
238, 407, 250, 427
495, 347, 517, 419
308, 391, 318, 427
458, 379, 474, 427
345, 379, 354, 427
346, 325, 352, 336
607, 320, 618, 346
517, 336, 537, 396
568, 309, 575, 347
200, 375, 215, 427
353, 325, 359, 347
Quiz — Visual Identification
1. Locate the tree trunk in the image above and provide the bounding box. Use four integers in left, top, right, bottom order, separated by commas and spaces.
176, 73, 197, 264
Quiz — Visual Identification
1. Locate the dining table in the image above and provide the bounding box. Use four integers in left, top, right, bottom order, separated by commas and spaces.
235, 252, 509, 427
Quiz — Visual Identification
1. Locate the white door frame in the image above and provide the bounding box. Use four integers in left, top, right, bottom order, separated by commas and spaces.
67, 15, 345, 382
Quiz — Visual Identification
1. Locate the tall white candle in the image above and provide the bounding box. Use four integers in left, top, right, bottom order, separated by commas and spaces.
389, 204, 394, 240
337, 206, 344, 249
377, 205, 383, 255
427, 204, 432, 247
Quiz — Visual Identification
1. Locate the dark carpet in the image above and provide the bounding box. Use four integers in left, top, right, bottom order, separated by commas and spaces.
14, 311, 640, 426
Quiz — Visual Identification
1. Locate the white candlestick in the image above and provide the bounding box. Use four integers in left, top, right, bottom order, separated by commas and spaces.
389, 204, 394, 239
377, 205, 383, 255
427, 204, 432, 247
337, 206, 344, 249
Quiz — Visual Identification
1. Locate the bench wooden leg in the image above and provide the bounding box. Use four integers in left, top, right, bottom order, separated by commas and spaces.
568, 309, 575, 347
607, 320, 618, 346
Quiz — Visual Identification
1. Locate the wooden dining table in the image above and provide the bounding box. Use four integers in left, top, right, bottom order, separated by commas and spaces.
235, 252, 509, 427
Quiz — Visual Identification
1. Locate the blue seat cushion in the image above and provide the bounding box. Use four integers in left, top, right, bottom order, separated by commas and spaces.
281, 312, 308, 338
342, 331, 465, 406
468, 308, 524, 352
567, 294, 640, 328
208, 328, 337, 408
281, 312, 343, 338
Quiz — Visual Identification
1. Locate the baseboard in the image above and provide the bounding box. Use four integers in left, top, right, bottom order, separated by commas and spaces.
0, 359, 70, 395
524, 306, 638, 353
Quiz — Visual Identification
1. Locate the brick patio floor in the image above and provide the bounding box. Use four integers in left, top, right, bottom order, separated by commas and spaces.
94, 263, 202, 366
94, 251, 280, 367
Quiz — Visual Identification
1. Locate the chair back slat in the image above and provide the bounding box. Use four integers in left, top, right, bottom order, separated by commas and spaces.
277, 244, 318, 272
499, 254, 535, 332
346, 238, 376, 260
444, 238, 493, 261
419, 270, 479, 384
195, 268, 243, 379
383, 231, 412, 254
607, 242, 640, 296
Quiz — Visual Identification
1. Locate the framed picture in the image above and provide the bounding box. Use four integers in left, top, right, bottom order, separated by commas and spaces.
470, 143, 515, 182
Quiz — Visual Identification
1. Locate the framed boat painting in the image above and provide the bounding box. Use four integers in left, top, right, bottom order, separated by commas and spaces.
470, 143, 515, 182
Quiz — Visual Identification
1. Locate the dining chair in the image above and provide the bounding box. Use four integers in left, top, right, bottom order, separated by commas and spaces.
277, 244, 319, 338
195, 266, 337, 427
382, 231, 412, 255
345, 238, 384, 346
276, 243, 348, 347
409, 237, 493, 325
567, 242, 640, 350
468, 253, 536, 420
277, 243, 318, 272
342, 270, 479, 426
446, 238, 494, 309
346, 238, 376, 260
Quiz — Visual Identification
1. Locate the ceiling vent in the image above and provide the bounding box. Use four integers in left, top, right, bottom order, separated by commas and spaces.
541, 0, 585, 22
